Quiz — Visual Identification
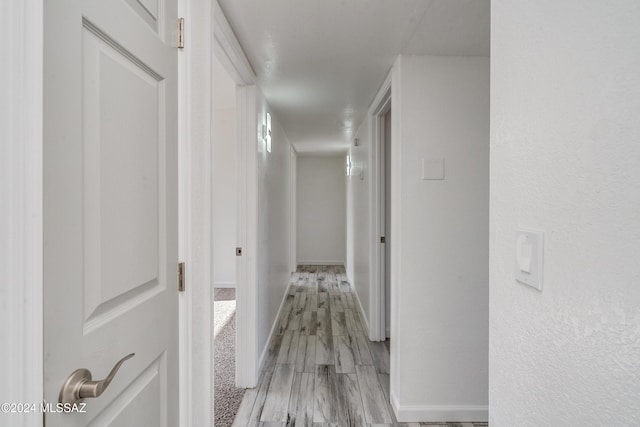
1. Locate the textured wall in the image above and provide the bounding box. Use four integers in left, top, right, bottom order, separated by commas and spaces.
391, 55, 489, 420
255, 89, 293, 360
348, 117, 372, 327
490, 1, 640, 424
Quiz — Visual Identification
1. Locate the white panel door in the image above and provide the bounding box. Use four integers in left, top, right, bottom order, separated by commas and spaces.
44, 1, 179, 426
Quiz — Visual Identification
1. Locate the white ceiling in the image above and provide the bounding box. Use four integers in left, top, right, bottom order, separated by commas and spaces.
217, 0, 490, 154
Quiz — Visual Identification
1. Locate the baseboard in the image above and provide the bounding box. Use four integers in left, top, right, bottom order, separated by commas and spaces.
213, 281, 235, 288
351, 284, 370, 337
258, 280, 293, 372
296, 260, 345, 266
391, 390, 488, 423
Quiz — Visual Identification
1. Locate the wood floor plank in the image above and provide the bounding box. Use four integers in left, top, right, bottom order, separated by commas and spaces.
295, 335, 308, 373
351, 333, 374, 365
281, 294, 295, 314
261, 364, 295, 422
315, 330, 334, 365
287, 372, 302, 425
277, 310, 293, 335
335, 373, 367, 426
246, 370, 275, 426
330, 310, 347, 336
345, 293, 355, 309
329, 292, 344, 312
232, 380, 260, 427
318, 292, 328, 309
304, 336, 317, 373
339, 280, 351, 292
344, 309, 361, 332
296, 292, 308, 310
293, 292, 302, 310
316, 308, 331, 335
340, 293, 350, 310
264, 334, 284, 373
318, 281, 328, 292
300, 311, 317, 336
333, 335, 356, 374
356, 365, 393, 424
313, 365, 342, 423
377, 373, 398, 423
368, 340, 390, 374
288, 307, 303, 331
277, 331, 300, 365
352, 309, 365, 330
288, 372, 315, 426
308, 292, 318, 311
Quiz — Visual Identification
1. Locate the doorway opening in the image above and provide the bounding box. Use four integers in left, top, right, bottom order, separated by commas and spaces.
212, 56, 243, 426
370, 79, 392, 343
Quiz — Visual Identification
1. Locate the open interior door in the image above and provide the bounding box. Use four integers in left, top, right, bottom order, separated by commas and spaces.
44, 0, 179, 425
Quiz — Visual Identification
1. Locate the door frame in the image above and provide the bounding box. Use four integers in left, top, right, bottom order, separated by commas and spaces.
178, 0, 215, 425
4, 0, 216, 426
290, 146, 298, 273
368, 72, 392, 342
2, 1, 44, 425
212, 0, 261, 388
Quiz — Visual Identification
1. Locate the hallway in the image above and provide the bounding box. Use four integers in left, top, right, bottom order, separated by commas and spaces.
232, 266, 489, 426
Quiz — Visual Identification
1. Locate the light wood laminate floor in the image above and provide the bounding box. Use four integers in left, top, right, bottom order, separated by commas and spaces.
232, 265, 488, 427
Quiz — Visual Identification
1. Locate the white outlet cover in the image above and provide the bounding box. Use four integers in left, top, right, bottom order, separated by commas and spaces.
515, 229, 544, 291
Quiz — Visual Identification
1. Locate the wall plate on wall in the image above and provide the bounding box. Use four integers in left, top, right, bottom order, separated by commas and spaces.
515, 229, 544, 291
422, 157, 445, 180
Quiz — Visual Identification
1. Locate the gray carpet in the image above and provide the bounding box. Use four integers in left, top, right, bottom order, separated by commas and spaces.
214, 288, 245, 427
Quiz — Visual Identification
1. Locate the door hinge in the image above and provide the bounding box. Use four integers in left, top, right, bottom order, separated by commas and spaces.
177, 17, 185, 49
380, 236, 386, 243
178, 262, 185, 292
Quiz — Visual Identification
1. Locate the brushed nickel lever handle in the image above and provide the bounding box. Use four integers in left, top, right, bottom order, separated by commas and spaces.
58, 353, 135, 404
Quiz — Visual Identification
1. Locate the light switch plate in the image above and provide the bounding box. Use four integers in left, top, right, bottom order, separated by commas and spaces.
422, 158, 444, 180
515, 229, 544, 291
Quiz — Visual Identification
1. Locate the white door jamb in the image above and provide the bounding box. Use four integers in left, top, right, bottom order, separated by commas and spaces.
368, 72, 392, 342
179, 0, 215, 426
1, 1, 44, 426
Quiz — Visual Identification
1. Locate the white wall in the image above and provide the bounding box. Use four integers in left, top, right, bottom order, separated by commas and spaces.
491, 2, 640, 425
212, 57, 237, 288
348, 118, 372, 328
390, 55, 489, 421
296, 155, 346, 265
255, 88, 293, 361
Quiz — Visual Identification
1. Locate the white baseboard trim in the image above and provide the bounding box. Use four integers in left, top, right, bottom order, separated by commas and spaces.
391, 390, 488, 423
297, 260, 345, 266
258, 281, 293, 372
213, 281, 236, 288
351, 284, 370, 338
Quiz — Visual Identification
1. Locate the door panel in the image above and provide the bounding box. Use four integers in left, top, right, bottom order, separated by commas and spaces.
44, 1, 178, 426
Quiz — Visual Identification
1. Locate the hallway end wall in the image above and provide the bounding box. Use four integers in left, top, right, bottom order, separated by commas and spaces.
296, 155, 346, 265
490, 1, 640, 424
